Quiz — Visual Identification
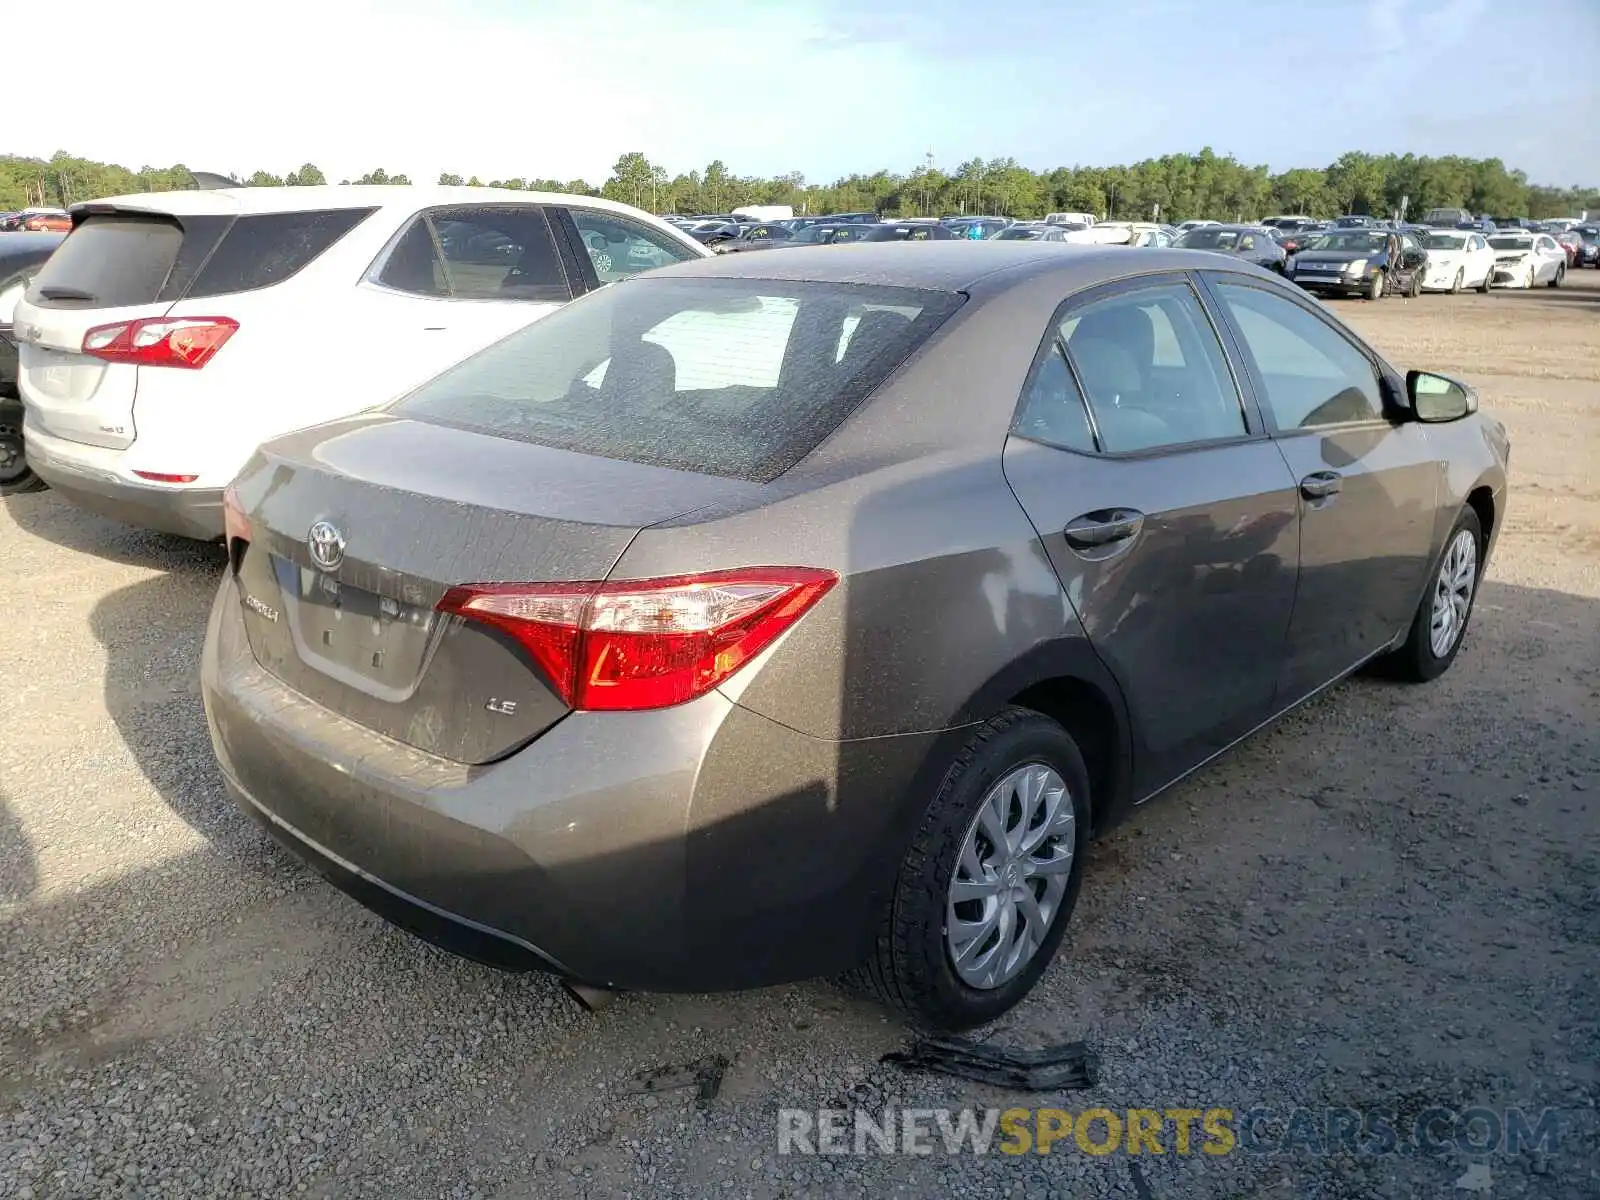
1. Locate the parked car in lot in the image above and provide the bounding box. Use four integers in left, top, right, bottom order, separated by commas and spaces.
1176, 219, 1219, 233
1421, 206, 1475, 227
0, 230, 66, 494
991, 222, 1076, 242
829, 222, 957, 243
1287, 227, 1429, 299
1574, 226, 1600, 268
1488, 231, 1567, 288
1271, 223, 1331, 256
1174, 224, 1286, 272
13, 186, 709, 539
1260, 215, 1315, 230
203, 242, 1507, 1030
684, 218, 742, 246
1418, 229, 1496, 293
942, 216, 1012, 240
1551, 227, 1584, 266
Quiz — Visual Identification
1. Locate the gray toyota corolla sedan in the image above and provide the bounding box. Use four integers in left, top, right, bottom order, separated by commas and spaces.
202, 242, 1509, 1030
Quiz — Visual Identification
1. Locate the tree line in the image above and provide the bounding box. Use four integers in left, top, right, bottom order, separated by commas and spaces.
3, 148, 1595, 223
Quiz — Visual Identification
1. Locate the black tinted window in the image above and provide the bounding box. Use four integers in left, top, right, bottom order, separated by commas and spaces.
391, 278, 962, 481
27, 214, 181, 307
188, 208, 374, 297
377, 219, 449, 296
433, 206, 569, 301
1212, 281, 1382, 428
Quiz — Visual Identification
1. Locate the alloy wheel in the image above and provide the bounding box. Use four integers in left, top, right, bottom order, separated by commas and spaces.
1429, 528, 1478, 658
945, 763, 1076, 989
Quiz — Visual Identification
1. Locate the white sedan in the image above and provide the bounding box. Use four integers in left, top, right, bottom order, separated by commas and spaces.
1420, 229, 1496, 293
1489, 232, 1568, 289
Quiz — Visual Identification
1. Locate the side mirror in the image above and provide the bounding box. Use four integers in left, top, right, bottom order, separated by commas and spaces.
1406, 370, 1476, 422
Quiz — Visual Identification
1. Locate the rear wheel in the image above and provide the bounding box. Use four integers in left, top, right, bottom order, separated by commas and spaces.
0, 418, 46, 496
1548, 264, 1564, 288
847, 708, 1091, 1030
1383, 507, 1483, 682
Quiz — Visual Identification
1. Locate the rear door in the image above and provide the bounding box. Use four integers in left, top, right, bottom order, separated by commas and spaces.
1002, 273, 1301, 792
1200, 273, 1438, 699
13, 209, 230, 448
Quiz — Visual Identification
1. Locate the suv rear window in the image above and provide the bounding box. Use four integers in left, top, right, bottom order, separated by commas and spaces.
27, 214, 182, 308
390, 277, 962, 481
188, 208, 375, 297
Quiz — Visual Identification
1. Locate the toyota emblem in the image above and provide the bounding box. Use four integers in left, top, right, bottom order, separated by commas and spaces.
308, 520, 346, 572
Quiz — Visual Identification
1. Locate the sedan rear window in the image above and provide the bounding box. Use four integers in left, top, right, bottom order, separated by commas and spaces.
27, 214, 182, 307
391, 277, 963, 481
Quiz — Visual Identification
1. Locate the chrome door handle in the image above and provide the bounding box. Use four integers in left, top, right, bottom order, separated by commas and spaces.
1300, 471, 1343, 500
1064, 508, 1145, 550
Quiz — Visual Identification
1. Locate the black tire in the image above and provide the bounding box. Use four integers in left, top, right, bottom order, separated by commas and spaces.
1548, 264, 1564, 289
1365, 270, 1385, 301
1408, 269, 1423, 299
1476, 268, 1493, 294
845, 707, 1092, 1031
1450, 269, 1463, 294
0, 420, 47, 495
1383, 507, 1484, 683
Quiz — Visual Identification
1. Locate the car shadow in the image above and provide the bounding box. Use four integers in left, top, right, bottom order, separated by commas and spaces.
0, 787, 38, 905
2, 487, 223, 570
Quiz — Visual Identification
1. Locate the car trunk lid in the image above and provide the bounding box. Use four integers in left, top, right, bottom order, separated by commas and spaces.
228, 413, 759, 763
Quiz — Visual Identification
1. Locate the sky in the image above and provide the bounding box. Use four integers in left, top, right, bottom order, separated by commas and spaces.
10, 0, 1598, 187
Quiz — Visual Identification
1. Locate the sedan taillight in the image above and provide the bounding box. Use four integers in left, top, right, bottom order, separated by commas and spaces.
437, 567, 838, 711
82, 317, 238, 368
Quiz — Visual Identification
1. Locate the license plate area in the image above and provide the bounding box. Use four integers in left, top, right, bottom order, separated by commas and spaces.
271, 554, 436, 694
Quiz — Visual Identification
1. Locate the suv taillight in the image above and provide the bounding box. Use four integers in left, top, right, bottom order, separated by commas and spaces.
437, 567, 838, 711
82, 317, 238, 368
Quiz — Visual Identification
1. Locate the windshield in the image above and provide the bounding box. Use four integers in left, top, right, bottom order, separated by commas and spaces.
1425, 232, 1467, 250
1176, 228, 1243, 249
1307, 231, 1388, 253
790, 227, 833, 244
1488, 236, 1533, 251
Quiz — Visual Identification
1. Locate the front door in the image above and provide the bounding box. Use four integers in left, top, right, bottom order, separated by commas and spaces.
1002, 275, 1302, 793
1202, 274, 1439, 701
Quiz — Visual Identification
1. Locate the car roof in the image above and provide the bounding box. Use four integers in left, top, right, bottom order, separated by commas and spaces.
70, 184, 654, 220
637, 242, 1241, 293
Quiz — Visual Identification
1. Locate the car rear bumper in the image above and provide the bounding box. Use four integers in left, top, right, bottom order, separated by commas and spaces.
21, 426, 223, 539
201, 571, 949, 991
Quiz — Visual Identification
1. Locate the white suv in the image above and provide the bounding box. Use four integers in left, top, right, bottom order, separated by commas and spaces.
12, 186, 710, 539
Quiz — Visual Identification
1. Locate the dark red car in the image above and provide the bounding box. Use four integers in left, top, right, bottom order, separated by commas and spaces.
1552, 228, 1583, 267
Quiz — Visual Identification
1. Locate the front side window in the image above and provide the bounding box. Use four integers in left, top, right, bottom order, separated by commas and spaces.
1211, 280, 1383, 429
567, 210, 699, 284
1057, 281, 1246, 453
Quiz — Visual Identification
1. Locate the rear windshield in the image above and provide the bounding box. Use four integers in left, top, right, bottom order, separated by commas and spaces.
390, 276, 963, 481
27, 207, 373, 308
27, 214, 182, 307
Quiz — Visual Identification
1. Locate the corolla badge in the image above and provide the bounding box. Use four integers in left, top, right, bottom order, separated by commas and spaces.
308, 520, 346, 571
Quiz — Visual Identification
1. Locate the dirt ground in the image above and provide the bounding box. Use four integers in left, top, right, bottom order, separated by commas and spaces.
0, 271, 1596, 1199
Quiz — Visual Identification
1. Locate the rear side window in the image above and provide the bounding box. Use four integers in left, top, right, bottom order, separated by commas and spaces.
376, 206, 570, 302
187, 208, 374, 297
390, 277, 963, 481
27, 214, 181, 308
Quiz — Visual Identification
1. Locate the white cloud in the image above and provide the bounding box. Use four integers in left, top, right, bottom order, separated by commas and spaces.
8, 0, 928, 184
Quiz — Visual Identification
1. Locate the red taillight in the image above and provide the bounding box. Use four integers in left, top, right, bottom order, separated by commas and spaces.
437, 567, 838, 711
82, 316, 238, 368
222, 483, 251, 547
133, 470, 199, 484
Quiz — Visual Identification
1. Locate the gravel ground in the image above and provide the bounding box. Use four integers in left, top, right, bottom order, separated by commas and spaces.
1, 272, 1596, 1199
